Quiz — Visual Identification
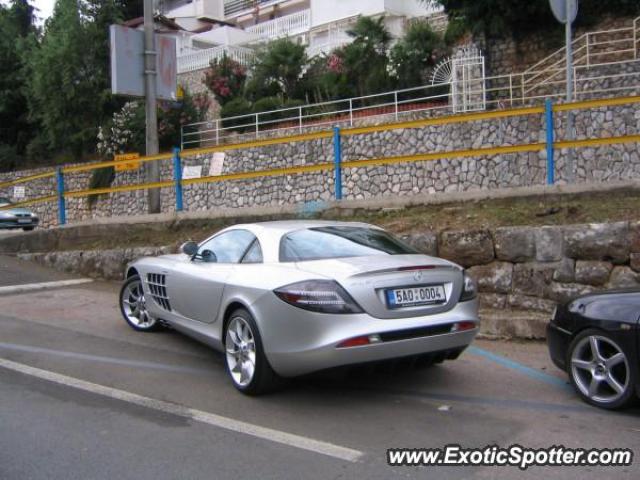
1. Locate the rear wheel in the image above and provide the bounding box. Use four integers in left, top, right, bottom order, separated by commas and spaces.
568, 329, 637, 409
224, 308, 282, 395
119, 275, 160, 332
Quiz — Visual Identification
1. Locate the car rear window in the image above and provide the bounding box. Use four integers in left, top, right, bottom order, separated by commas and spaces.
279, 226, 418, 262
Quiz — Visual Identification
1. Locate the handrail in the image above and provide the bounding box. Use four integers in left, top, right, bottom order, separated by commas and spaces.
3, 95, 640, 224
0, 171, 56, 190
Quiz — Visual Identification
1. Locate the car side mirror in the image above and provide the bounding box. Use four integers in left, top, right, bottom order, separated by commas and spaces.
180, 241, 198, 257
201, 249, 217, 263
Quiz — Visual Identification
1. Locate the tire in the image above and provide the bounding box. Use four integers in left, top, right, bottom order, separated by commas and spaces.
567, 328, 637, 410
22, 227, 34, 231
119, 274, 160, 332
224, 308, 282, 395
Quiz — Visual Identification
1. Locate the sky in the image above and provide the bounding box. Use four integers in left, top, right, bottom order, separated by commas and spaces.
0, 0, 56, 24
31, 0, 55, 23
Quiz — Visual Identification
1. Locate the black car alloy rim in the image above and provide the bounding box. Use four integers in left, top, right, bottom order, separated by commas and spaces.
570, 335, 629, 404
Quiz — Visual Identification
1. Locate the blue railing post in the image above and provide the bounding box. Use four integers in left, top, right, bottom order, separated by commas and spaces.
173, 147, 183, 212
333, 126, 342, 200
545, 98, 555, 185
55, 167, 66, 225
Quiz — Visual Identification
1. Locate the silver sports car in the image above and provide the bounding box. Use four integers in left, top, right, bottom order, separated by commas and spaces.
119, 221, 480, 394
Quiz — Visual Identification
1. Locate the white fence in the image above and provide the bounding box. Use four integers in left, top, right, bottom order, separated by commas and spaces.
246, 9, 311, 42
181, 59, 640, 148
177, 45, 255, 74
181, 16, 640, 147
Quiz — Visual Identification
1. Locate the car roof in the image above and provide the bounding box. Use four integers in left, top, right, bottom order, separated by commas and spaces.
239, 220, 379, 234
210, 221, 382, 263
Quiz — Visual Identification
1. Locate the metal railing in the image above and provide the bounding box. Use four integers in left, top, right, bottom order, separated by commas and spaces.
246, 9, 311, 41
181, 56, 640, 148
177, 45, 255, 73
224, 0, 287, 17
523, 16, 640, 94
3, 95, 640, 226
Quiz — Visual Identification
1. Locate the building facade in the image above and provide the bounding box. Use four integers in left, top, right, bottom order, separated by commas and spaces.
156, 0, 442, 73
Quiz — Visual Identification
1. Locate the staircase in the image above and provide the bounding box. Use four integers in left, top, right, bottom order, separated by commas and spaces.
522, 16, 640, 97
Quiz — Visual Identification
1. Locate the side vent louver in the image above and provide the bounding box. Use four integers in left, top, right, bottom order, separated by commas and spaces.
146, 273, 171, 312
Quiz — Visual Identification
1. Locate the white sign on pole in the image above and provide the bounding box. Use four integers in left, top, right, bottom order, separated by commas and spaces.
182, 165, 203, 180
549, 0, 578, 24
13, 186, 25, 199
110, 25, 177, 101
209, 152, 225, 176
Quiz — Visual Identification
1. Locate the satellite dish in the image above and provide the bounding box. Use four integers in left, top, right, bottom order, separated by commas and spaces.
549, 0, 578, 24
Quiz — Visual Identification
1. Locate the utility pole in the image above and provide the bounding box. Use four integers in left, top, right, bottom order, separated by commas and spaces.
144, 0, 161, 213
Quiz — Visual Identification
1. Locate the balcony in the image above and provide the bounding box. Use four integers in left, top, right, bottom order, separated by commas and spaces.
177, 45, 254, 73
224, 0, 287, 18
246, 9, 310, 41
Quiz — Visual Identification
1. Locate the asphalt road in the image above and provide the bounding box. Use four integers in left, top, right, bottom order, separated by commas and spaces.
0, 255, 638, 480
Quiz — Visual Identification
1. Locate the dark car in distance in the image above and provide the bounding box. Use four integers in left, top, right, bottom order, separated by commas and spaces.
547, 289, 639, 409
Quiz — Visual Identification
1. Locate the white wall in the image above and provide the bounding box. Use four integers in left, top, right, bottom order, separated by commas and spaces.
310, 0, 386, 27
384, 0, 440, 18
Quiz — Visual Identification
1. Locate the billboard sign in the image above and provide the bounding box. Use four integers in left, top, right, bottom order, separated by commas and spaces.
110, 25, 177, 101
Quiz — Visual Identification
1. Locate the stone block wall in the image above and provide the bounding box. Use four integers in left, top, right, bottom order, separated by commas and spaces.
402, 221, 640, 315
1, 98, 639, 228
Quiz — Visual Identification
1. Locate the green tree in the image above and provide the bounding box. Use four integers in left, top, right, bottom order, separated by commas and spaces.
389, 20, 446, 89
341, 16, 393, 97
427, 0, 640, 39
246, 38, 308, 101
0, 0, 37, 170
23, 0, 124, 160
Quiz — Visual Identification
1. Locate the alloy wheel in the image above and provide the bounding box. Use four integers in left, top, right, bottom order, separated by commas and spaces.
570, 334, 630, 405
225, 316, 257, 387
121, 278, 156, 329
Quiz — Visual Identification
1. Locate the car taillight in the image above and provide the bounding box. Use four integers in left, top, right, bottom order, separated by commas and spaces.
459, 272, 477, 302
274, 280, 363, 314
451, 321, 477, 332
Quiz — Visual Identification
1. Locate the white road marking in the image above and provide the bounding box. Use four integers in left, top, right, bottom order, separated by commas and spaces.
0, 357, 364, 463
0, 342, 212, 375
0, 278, 93, 295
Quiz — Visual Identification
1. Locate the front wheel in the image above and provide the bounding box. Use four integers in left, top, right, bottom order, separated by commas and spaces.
224, 308, 282, 395
568, 329, 637, 409
119, 275, 160, 332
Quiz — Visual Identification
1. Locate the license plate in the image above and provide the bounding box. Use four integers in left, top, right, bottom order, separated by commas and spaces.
17, 219, 31, 224
386, 285, 446, 309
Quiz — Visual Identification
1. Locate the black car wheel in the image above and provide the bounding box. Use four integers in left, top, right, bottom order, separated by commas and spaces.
568, 329, 637, 409
224, 308, 282, 395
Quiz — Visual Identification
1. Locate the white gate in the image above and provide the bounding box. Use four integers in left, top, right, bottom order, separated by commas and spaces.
451, 47, 486, 113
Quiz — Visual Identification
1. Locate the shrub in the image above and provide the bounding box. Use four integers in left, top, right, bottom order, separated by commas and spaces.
203, 54, 247, 106
220, 97, 253, 131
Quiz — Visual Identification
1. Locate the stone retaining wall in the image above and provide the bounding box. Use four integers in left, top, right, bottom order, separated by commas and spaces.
2, 90, 639, 228
14, 220, 640, 317
402, 221, 640, 315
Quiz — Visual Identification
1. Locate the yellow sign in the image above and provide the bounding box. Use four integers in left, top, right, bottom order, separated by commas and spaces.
177, 85, 185, 100
114, 153, 141, 172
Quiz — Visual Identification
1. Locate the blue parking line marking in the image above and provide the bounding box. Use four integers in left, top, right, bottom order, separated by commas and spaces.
468, 346, 570, 389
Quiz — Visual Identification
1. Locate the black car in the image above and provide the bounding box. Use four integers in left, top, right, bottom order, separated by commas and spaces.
547, 289, 639, 409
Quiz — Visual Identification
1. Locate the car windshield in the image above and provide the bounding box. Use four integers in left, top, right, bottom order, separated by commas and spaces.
0, 197, 11, 206
279, 226, 418, 262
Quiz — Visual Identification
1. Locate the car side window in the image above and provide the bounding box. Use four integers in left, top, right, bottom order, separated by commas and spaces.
241, 240, 263, 264
197, 230, 256, 264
